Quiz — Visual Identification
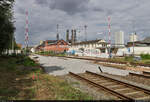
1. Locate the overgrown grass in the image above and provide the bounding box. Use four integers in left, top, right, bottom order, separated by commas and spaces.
124, 56, 134, 62
109, 56, 150, 64
0, 55, 93, 100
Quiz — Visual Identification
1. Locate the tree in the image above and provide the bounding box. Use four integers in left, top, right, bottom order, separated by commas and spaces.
0, 0, 15, 55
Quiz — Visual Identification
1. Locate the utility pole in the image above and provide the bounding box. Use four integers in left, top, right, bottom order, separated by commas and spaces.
84, 25, 87, 41
12, 33, 14, 54
108, 16, 111, 58
132, 20, 135, 57
132, 33, 135, 57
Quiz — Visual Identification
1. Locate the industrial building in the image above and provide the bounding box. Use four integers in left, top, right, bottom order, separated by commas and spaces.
35, 40, 69, 53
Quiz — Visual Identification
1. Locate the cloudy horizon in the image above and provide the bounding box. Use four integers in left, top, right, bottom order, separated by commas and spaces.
14, 0, 150, 46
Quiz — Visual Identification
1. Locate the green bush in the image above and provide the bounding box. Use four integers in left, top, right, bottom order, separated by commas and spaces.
23, 57, 38, 67
140, 54, 150, 60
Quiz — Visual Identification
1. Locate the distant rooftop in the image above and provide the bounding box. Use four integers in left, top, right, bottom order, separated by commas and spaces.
73, 39, 107, 45
142, 37, 150, 43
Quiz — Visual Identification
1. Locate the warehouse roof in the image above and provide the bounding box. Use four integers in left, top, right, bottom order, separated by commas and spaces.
72, 39, 107, 45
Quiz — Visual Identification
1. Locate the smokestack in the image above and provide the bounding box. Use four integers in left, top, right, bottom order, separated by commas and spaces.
66, 29, 69, 42
74, 29, 77, 43
56, 24, 59, 40
56, 33, 59, 40
71, 29, 74, 44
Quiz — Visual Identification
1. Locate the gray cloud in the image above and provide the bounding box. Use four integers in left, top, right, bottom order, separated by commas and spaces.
14, 0, 150, 46
35, 0, 90, 15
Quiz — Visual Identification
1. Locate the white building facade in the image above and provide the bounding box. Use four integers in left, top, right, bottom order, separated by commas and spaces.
130, 33, 138, 42
68, 39, 110, 58
116, 47, 150, 56
115, 31, 124, 47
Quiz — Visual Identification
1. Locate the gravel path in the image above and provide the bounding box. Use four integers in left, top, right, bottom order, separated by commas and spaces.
31, 55, 140, 76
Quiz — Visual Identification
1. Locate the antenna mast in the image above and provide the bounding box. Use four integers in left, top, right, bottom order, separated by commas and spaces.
25, 10, 29, 54
84, 25, 87, 41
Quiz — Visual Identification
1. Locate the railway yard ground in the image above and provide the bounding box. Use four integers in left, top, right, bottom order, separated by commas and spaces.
1, 54, 149, 100
29, 54, 150, 100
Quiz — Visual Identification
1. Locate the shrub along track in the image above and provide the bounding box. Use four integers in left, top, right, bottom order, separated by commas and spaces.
69, 71, 150, 100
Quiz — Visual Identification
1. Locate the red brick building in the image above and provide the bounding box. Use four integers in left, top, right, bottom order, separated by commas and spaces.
44, 40, 69, 53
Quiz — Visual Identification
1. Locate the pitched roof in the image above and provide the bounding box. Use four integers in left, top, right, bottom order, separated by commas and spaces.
46, 40, 58, 45
72, 39, 106, 45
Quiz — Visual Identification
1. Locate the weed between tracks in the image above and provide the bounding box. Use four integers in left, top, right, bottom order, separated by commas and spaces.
0, 55, 92, 100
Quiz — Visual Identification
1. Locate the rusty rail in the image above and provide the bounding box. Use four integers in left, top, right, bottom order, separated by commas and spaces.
129, 72, 150, 78
69, 72, 133, 100
66, 56, 150, 67
86, 71, 150, 95
143, 71, 150, 75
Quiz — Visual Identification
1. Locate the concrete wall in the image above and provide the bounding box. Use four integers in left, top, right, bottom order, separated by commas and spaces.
116, 47, 150, 56
3, 50, 21, 55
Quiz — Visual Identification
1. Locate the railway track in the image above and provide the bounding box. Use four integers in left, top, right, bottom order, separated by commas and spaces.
66, 56, 150, 67
129, 71, 150, 79
143, 71, 150, 76
69, 71, 150, 100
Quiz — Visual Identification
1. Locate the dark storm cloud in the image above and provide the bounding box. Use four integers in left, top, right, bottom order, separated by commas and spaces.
35, 0, 90, 15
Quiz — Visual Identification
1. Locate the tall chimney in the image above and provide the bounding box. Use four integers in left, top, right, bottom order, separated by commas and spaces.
66, 29, 69, 42
56, 33, 59, 40
74, 29, 77, 43
56, 24, 59, 40
71, 29, 74, 44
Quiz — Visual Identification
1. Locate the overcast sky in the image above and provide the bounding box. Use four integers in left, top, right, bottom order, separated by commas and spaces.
14, 0, 150, 46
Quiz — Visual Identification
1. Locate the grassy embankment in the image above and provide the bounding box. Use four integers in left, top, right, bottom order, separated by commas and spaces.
109, 54, 150, 65
36, 51, 66, 57
0, 55, 92, 100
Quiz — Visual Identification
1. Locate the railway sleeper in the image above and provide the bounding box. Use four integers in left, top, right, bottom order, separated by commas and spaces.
100, 82, 118, 86
124, 91, 141, 95
107, 85, 124, 88
128, 93, 150, 100
135, 95, 150, 100
94, 80, 110, 83
115, 88, 131, 92
107, 85, 125, 90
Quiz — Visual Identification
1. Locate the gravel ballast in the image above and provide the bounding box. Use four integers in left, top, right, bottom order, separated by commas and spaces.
30, 55, 150, 100
32, 55, 140, 76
